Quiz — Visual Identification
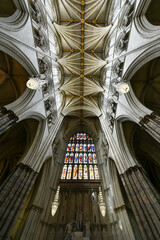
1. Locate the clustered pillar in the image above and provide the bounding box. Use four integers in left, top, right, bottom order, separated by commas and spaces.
0, 163, 38, 240
139, 112, 160, 143
120, 166, 160, 240
0, 107, 19, 135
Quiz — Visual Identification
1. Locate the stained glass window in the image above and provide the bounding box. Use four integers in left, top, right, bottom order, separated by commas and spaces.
61, 133, 100, 180
73, 165, 78, 179
67, 165, 72, 179
61, 165, 67, 179
94, 165, 99, 179
84, 165, 88, 179
78, 165, 82, 179
89, 165, 94, 179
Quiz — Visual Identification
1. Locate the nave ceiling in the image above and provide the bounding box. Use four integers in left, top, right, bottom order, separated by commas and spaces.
54, 0, 111, 118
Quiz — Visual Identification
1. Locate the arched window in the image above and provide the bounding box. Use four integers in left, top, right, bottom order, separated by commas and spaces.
61, 133, 100, 180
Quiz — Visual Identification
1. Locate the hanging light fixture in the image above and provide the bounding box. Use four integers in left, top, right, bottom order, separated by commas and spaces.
98, 187, 106, 217
26, 77, 48, 90
116, 82, 129, 94
51, 186, 60, 216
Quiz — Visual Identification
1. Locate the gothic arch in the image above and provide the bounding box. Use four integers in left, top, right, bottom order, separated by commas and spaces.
134, 0, 160, 38
130, 57, 160, 113
121, 120, 160, 194
0, 40, 38, 109
123, 44, 160, 115
0, 49, 29, 107
145, 0, 160, 26
0, 118, 39, 183
0, 0, 28, 30
20, 114, 47, 169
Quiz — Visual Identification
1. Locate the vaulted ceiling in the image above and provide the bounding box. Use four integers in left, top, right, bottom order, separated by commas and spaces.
54, 0, 111, 118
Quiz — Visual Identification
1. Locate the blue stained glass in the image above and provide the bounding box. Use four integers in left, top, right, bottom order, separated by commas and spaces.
75, 153, 79, 163
92, 144, 95, 152
76, 143, 79, 151
84, 144, 87, 152
77, 133, 80, 140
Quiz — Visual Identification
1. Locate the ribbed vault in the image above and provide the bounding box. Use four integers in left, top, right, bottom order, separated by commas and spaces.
54, 0, 111, 118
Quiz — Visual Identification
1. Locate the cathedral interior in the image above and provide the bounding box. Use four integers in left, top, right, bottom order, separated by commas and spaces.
0, 0, 160, 240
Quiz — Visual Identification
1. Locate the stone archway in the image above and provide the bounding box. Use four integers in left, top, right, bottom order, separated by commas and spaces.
122, 120, 160, 194
0, 50, 29, 106
145, 0, 160, 26
130, 57, 160, 114
0, 118, 39, 184
0, 0, 16, 18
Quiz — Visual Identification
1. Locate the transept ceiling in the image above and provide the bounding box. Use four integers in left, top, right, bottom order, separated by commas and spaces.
54, 0, 111, 118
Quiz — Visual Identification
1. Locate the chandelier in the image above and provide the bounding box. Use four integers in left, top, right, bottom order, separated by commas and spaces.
51, 186, 60, 216
98, 187, 106, 217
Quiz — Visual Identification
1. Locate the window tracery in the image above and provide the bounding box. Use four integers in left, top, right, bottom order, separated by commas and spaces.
61, 133, 100, 180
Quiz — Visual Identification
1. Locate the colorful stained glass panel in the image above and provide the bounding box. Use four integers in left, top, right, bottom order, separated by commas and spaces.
80, 133, 83, 140
88, 144, 91, 152
84, 153, 87, 163
74, 153, 78, 163
69, 153, 74, 163
61, 165, 67, 179
88, 153, 92, 164
71, 144, 75, 151
73, 165, 78, 179
80, 144, 83, 151
94, 165, 99, 179
84, 165, 88, 179
64, 153, 69, 163
76, 143, 79, 152
93, 153, 97, 164
78, 165, 82, 179
67, 143, 71, 151
67, 165, 72, 179
79, 153, 83, 163
89, 165, 94, 180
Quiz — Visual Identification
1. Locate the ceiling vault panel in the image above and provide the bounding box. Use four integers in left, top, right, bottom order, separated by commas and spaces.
55, 0, 111, 117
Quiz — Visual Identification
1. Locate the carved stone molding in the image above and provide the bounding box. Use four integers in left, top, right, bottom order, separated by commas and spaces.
114, 205, 126, 213
30, 0, 47, 28
38, 57, 52, 77
34, 28, 49, 52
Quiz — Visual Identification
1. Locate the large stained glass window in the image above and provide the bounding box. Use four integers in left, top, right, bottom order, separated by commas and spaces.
61, 133, 100, 180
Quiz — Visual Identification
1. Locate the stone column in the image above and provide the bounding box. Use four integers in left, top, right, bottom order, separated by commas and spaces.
120, 166, 160, 240
0, 107, 19, 135
0, 163, 38, 240
139, 112, 160, 143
